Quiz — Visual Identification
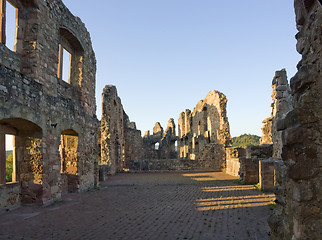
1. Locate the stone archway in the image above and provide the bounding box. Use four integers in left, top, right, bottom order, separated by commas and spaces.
0, 118, 43, 205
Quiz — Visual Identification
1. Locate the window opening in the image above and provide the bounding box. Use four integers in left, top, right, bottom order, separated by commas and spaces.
57, 44, 72, 83
60, 130, 79, 192
0, 133, 16, 184
62, 48, 71, 82
155, 142, 159, 150
1, 0, 18, 51
5, 1, 16, 51
58, 28, 84, 86
198, 121, 201, 135
5, 134, 13, 182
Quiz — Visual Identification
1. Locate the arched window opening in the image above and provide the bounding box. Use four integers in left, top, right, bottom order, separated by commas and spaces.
155, 142, 159, 150
0, 118, 43, 204
60, 129, 79, 193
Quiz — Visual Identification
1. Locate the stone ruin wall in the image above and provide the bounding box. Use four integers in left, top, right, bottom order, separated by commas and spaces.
142, 119, 177, 160
100, 85, 143, 176
270, 70, 293, 159
101, 85, 125, 175
123, 116, 144, 165
0, 0, 98, 210
260, 69, 293, 157
100, 85, 180, 174
269, 1, 322, 239
226, 70, 292, 187
100, 89, 231, 173
178, 90, 231, 171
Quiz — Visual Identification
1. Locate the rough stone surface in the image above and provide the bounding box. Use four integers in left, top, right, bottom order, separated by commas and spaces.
0, 0, 98, 210
269, 1, 322, 239
100, 85, 143, 175
260, 117, 273, 145
178, 90, 231, 171
225, 147, 246, 177
238, 158, 260, 184
259, 158, 276, 192
260, 70, 292, 158
232, 145, 273, 184
142, 120, 177, 160
123, 115, 144, 167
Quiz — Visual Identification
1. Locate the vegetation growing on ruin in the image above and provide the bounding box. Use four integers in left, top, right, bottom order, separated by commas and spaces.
232, 134, 260, 147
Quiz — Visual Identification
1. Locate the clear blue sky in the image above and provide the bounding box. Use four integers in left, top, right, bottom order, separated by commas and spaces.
63, 0, 300, 137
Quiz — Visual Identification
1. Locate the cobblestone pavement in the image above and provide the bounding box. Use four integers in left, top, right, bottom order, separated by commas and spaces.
0, 172, 275, 240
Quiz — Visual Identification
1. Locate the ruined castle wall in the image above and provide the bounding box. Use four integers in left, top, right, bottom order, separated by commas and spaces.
269, 1, 322, 239
101, 85, 144, 175
124, 116, 144, 167
178, 90, 231, 170
260, 70, 292, 157
157, 119, 177, 159
260, 117, 273, 145
0, 0, 98, 210
101, 85, 125, 175
142, 122, 163, 159
270, 70, 293, 159
141, 119, 177, 160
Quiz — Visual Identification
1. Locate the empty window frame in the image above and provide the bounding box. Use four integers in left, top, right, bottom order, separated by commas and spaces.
57, 28, 84, 86
0, 0, 18, 51
0, 132, 16, 184
155, 142, 159, 150
57, 44, 72, 83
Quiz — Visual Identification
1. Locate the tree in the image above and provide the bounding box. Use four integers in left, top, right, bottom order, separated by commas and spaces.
231, 134, 260, 147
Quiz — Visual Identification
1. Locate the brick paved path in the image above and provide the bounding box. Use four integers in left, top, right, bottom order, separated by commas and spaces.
0, 172, 274, 240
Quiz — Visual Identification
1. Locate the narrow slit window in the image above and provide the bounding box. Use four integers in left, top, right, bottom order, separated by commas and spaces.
62, 48, 71, 83
5, 134, 14, 183
57, 44, 72, 83
5, 1, 17, 51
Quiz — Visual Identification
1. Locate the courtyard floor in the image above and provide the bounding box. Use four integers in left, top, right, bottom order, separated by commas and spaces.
0, 172, 275, 240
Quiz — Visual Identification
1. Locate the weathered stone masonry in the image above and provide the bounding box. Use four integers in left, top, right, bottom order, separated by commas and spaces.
100, 85, 143, 175
225, 69, 293, 191
269, 1, 322, 239
142, 119, 177, 160
0, 0, 98, 210
178, 90, 231, 171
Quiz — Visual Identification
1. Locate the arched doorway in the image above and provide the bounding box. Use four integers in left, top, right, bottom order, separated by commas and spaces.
0, 118, 43, 205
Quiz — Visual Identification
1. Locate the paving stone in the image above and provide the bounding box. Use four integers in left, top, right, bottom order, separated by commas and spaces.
0, 172, 275, 240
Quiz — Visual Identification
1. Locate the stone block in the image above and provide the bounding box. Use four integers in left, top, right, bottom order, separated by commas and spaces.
259, 158, 276, 192
239, 158, 259, 184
